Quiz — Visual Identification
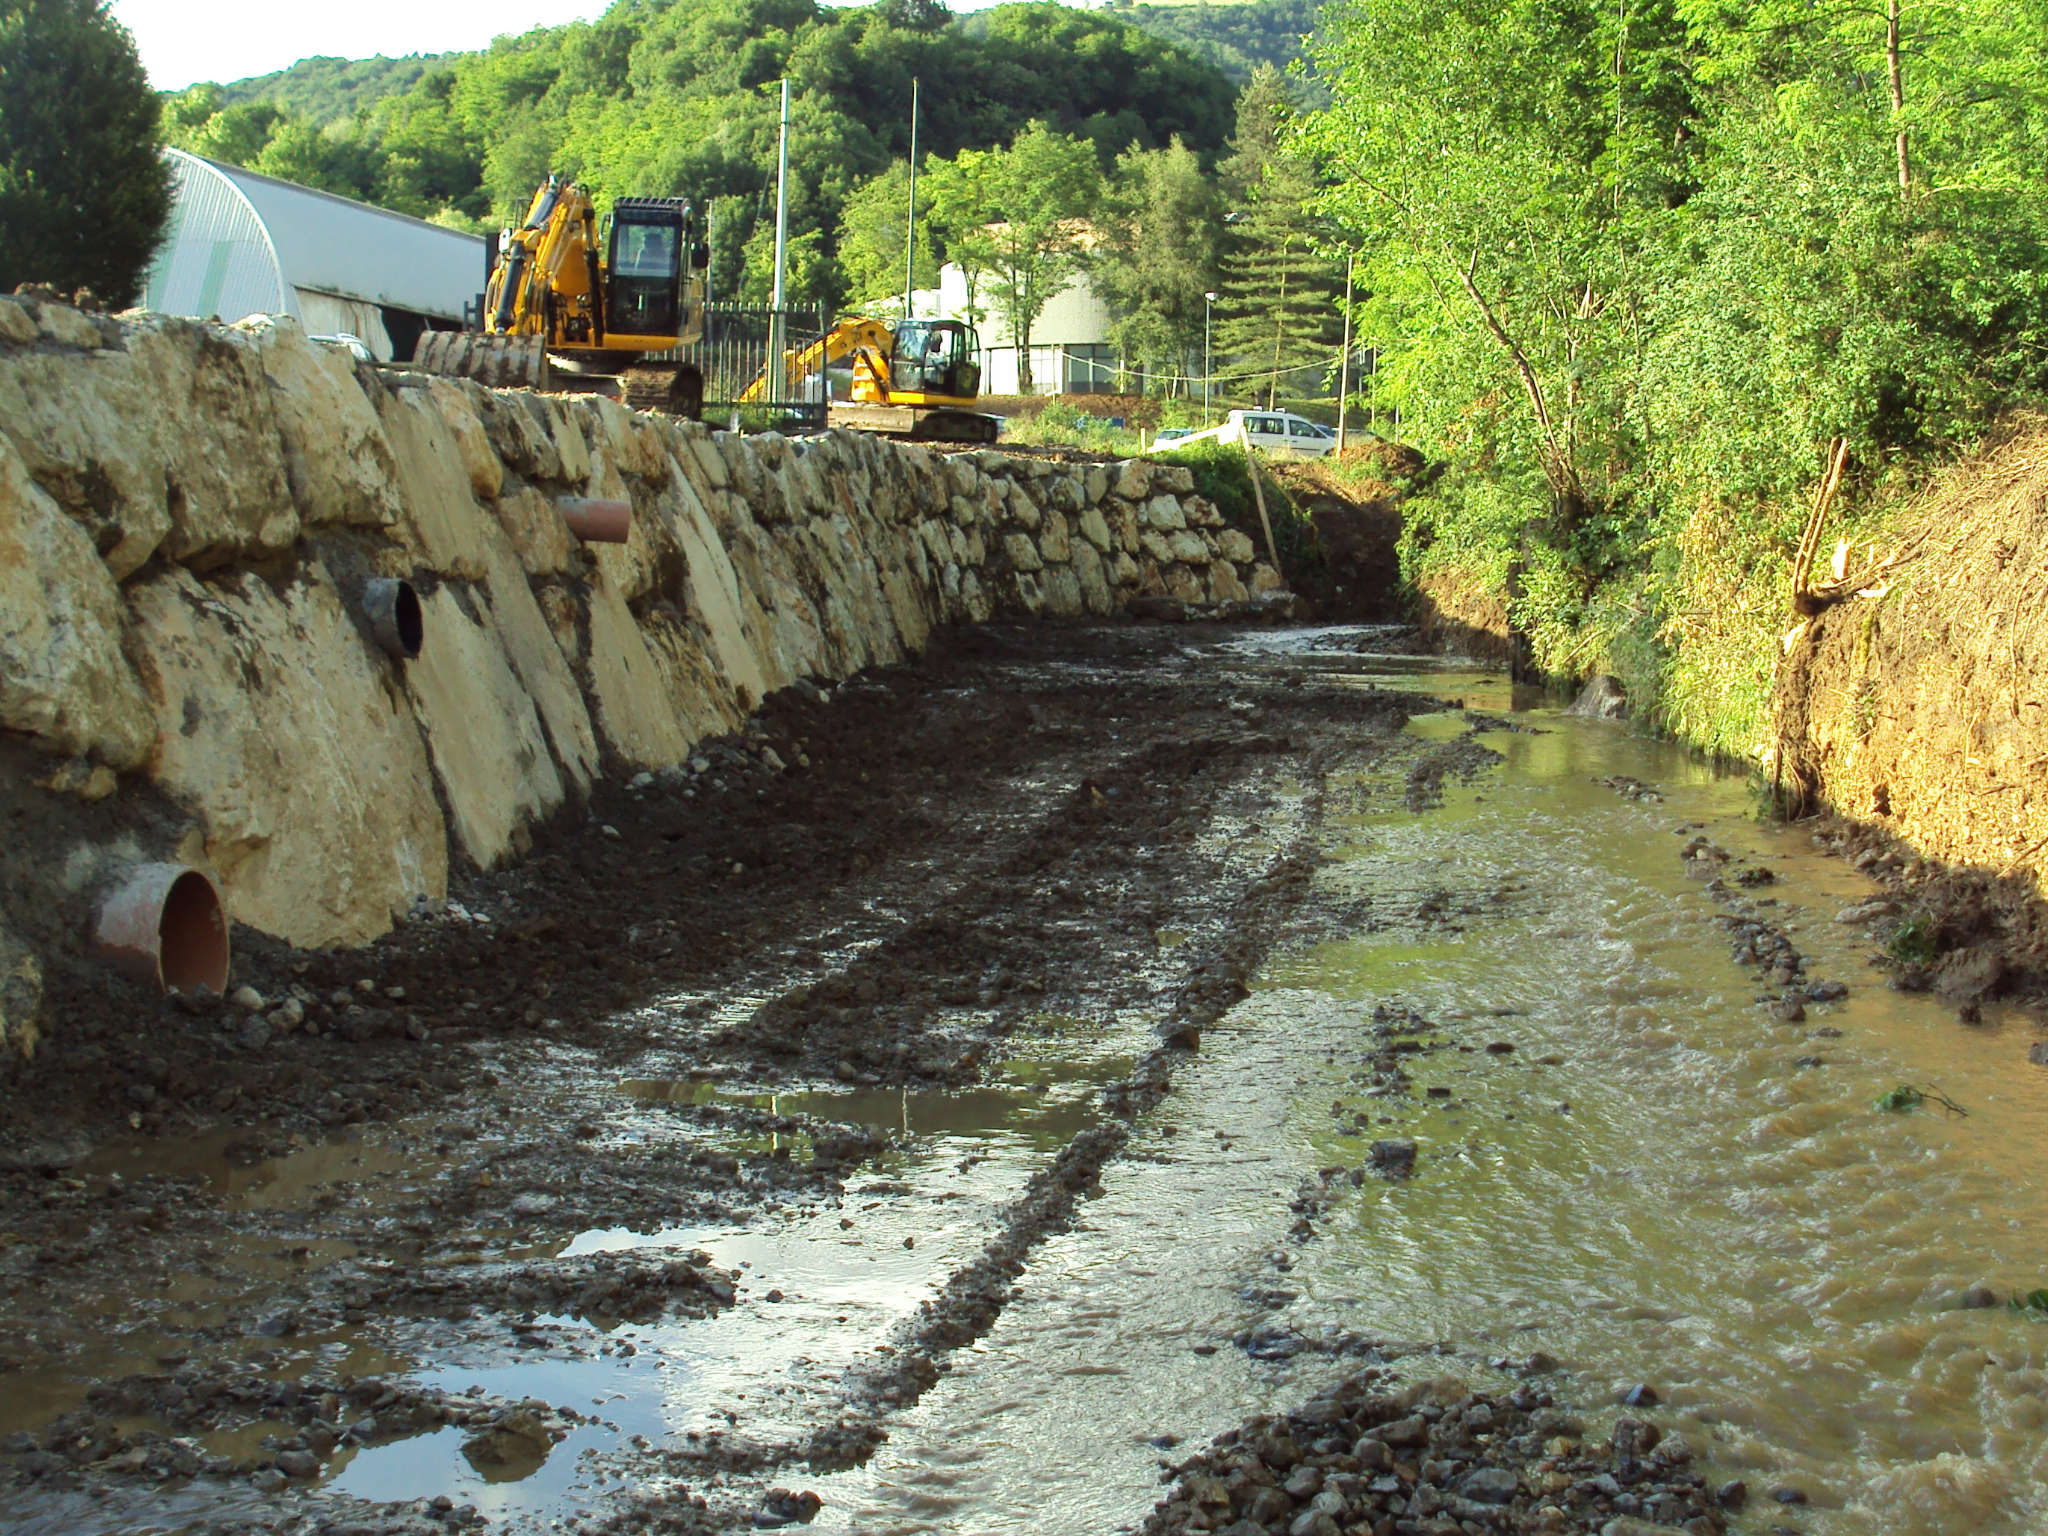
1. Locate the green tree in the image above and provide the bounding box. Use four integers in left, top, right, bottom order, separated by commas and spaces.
1212, 65, 1343, 410
0, 0, 170, 305
1299, 0, 1692, 518
1092, 135, 1221, 392
836, 162, 939, 314
928, 122, 1099, 391
922, 148, 1001, 329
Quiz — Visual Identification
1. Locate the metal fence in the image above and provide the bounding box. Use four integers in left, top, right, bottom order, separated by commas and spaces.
672, 302, 830, 433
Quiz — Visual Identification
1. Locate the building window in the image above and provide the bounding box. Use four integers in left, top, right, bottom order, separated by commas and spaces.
1063, 344, 1117, 395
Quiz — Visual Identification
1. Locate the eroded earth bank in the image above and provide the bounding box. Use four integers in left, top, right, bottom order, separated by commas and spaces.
5, 622, 2048, 1536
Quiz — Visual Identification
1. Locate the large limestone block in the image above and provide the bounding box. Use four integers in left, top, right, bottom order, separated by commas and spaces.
405, 586, 567, 868
540, 397, 593, 485
1250, 562, 1285, 595
1144, 495, 1187, 531
1039, 510, 1071, 563
1152, 464, 1196, 494
960, 568, 993, 623
1003, 532, 1045, 573
236, 316, 403, 528
577, 397, 668, 480
578, 580, 705, 768
1077, 506, 1115, 553
0, 439, 154, 768
0, 344, 169, 574
1219, 528, 1257, 564
945, 455, 981, 497
1114, 460, 1155, 500
477, 532, 599, 793
1042, 565, 1085, 618
1166, 564, 1205, 604
493, 483, 579, 576
128, 565, 446, 947
1139, 529, 1176, 565
669, 466, 776, 710
1072, 542, 1113, 615
1005, 481, 1042, 531
1208, 559, 1249, 605
124, 317, 298, 566
34, 301, 107, 349
0, 296, 39, 345
1169, 530, 1213, 564
475, 390, 564, 483
430, 379, 504, 500
676, 423, 729, 490
379, 382, 491, 578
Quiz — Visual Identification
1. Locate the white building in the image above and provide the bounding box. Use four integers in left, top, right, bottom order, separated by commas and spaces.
907, 263, 1117, 396
143, 148, 488, 362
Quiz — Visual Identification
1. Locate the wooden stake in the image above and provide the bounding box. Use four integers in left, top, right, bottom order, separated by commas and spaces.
1791, 437, 1850, 612
1245, 447, 1281, 571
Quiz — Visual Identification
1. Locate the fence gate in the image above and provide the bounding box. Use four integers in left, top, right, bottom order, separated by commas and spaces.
672, 303, 829, 433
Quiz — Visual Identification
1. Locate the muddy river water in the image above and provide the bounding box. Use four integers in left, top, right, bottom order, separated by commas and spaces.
4, 625, 2045, 1536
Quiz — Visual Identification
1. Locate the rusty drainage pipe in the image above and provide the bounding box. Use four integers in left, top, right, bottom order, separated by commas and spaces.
558, 496, 631, 543
94, 864, 231, 994
363, 577, 424, 659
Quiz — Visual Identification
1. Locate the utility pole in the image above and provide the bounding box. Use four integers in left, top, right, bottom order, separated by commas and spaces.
770, 78, 791, 389
903, 77, 920, 321
1203, 290, 1218, 427
1336, 253, 1354, 454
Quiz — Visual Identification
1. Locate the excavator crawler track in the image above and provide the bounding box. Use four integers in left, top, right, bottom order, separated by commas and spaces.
412, 332, 549, 390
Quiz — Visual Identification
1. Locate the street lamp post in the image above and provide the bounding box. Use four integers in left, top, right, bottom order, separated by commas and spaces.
1203, 290, 1218, 427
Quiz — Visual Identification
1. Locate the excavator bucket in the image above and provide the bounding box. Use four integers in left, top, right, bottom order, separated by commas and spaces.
412, 332, 549, 391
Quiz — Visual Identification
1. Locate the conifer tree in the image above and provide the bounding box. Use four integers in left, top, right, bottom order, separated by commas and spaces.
1210, 66, 1342, 408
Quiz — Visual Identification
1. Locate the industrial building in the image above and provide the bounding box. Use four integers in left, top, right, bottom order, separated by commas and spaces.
142, 148, 488, 362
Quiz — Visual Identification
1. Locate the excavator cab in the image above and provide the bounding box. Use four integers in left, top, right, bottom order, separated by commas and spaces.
605, 198, 698, 340
890, 320, 981, 403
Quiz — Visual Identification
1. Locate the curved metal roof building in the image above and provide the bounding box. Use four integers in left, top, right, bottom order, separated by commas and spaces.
143, 149, 487, 361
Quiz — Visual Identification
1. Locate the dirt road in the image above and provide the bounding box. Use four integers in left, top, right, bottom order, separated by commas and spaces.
0, 620, 1485, 1535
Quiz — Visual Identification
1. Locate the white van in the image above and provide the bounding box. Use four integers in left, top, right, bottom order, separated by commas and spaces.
1168, 409, 1339, 458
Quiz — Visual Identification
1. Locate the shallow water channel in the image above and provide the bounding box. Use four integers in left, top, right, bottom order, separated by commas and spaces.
813, 639, 2048, 1535
10, 627, 2048, 1536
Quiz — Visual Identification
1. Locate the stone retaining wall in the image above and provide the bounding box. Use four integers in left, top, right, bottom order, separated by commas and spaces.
0, 300, 1284, 1035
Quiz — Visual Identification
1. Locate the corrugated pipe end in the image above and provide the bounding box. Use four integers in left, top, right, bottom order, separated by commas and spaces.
94, 864, 231, 995
363, 577, 424, 660
558, 496, 632, 543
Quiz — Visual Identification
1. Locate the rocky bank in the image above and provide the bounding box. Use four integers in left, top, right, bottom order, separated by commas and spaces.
0, 297, 1286, 1052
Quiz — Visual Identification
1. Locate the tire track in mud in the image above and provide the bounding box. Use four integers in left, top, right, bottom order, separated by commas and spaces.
0, 626, 1439, 1536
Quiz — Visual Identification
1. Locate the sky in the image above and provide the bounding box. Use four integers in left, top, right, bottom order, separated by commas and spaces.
110, 0, 617, 91
109, 0, 1014, 92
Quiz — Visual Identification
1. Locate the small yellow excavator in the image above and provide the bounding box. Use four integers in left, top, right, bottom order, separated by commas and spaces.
413, 176, 710, 416
744, 316, 1001, 443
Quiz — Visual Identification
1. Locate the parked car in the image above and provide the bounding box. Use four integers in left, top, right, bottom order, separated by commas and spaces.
1158, 409, 1340, 458
1150, 426, 1194, 448
1232, 410, 1338, 457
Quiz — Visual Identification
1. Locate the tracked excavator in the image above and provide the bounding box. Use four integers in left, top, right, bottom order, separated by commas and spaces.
743, 316, 1002, 444
413, 177, 711, 417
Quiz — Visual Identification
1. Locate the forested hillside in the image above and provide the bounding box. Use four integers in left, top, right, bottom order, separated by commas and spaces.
160, 0, 1236, 311
1113, 0, 1321, 80
213, 54, 453, 124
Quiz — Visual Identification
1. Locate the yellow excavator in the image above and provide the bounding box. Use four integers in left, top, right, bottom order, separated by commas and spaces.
413, 176, 710, 416
744, 316, 1002, 443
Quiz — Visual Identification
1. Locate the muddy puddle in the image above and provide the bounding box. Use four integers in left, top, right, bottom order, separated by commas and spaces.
5, 624, 2046, 1536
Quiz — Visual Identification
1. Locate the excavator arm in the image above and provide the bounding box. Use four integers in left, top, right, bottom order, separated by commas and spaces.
740, 318, 895, 404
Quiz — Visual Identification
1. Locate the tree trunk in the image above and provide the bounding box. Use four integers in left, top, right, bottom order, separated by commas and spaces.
1453, 252, 1586, 520
1018, 319, 1033, 393
1887, 0, 1910, 193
